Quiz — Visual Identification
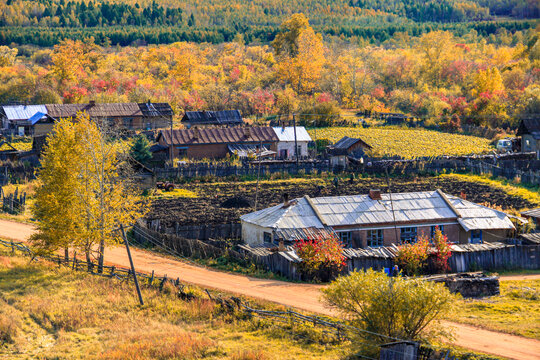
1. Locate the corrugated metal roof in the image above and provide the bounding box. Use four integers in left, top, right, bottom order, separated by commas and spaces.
28, 112, 47, 125
2, 105, 47, 121
272, 126, 312, 142
46, 103, 143, 118
520, 232, 540, 244
332, 136, 372, 150
228, 143, 271, 158
182, 110, 243, 125
158, 126, 279, 146
522, 208, 540, 219
139, 102, 173, 117
241, 191, 515, 232
239, 242, 511, 260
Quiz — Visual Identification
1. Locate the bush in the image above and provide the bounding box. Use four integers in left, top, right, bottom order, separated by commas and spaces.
396, 238, 430, 276
322, 269, 457, 345
294, 233, 345, 282
431, 228, 452, 273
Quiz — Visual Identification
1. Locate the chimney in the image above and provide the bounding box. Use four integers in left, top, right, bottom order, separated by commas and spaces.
282, 193, 290, 207
244, 127, 251, 138
192, 127, 199, 141
369, 189, 382, 200
89, 100, 96, 107
460, 191, 467, 200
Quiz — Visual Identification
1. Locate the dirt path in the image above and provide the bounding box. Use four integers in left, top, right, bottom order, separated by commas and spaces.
1, 219, 539, 360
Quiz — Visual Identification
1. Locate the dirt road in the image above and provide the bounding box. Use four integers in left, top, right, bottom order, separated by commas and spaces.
1, 219, 538, 360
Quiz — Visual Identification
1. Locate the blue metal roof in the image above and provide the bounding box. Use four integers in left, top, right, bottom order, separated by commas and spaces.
28, 111, 47, 125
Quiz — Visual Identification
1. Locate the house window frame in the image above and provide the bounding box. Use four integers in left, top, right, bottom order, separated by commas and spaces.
367, 229, 384, 247
263, 232, 272, 243
470, 230, 483, 244
430, 225, 444, 238
175, 146, 188, 158
400, 227, 417, 244
338, 231, 353, 248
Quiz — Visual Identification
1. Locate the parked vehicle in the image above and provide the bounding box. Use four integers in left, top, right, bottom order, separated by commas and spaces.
496, 138, 520, 153
156, 181, 175, 191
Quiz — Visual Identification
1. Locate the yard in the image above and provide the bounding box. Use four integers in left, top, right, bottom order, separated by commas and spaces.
308, 127, 493, 158
147, 174, 538, 228
452, 279, 540, 340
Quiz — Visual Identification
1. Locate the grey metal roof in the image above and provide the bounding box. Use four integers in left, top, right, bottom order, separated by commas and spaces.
332, 136, 372, 150
182, 110, 243, 125
272, 126, 312, 142
2, 105, 47, 121
520, 232, 540, 244
241, 191, 515, 232
228, 143, 275, 158
522, 208, 540, 219
239, 242, 511, 260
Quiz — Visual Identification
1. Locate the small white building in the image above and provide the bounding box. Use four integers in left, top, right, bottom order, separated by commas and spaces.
272, 126, 312, 159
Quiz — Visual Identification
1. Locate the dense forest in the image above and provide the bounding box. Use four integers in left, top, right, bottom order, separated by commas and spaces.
0, 0, 537, 46
0, 13, 538, 131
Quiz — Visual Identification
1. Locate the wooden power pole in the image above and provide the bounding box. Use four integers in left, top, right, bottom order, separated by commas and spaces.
120, 225, 144, 306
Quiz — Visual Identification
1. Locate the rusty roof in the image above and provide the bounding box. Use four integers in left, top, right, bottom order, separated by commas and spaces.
157, 127, 279, 145
46, 103, 143, 118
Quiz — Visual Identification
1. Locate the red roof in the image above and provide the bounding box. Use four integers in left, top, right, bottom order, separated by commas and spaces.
158, 127, 279, 145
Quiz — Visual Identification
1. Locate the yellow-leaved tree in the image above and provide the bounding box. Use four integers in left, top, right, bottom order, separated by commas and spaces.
274, 13, 326, 94
31, 113, 148, 272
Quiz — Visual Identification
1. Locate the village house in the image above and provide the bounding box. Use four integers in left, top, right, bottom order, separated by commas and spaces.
272, 126, 312, 159
180, 110, 244, 128
517, 118, 540, 153
327, 136, 372, 167
0, 101, 173, 136
240, 189, 515, 247
156, 126, 279, 160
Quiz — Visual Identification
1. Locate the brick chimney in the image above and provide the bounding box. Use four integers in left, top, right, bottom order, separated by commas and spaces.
244, 127, 251, 138
369, 189, 382, 200
192, 127, 199, 141
282, 193, 290, 207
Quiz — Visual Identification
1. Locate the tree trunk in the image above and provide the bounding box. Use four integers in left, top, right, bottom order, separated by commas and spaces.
97, 239, 105, 273
86, 250, 92, 272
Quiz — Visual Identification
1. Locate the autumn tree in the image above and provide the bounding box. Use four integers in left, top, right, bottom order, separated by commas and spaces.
294, 233, 345, 282
322, 269, 457, 350
274, 14, 326, 94
31, 114, 147, 271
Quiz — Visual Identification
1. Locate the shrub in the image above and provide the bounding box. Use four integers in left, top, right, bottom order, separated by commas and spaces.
322, 269, 457, 345
431, 228, 452, 273
396, 237, 430, 276
294, 233, 345, 282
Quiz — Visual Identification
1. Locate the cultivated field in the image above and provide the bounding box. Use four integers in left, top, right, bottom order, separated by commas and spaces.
148, 174, 539, 228
309, 127, 493, 158
0, 253, 348, 360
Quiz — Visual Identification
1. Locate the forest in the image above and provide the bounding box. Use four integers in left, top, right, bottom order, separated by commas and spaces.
0, 0, 537, 46
0, 13, 538, 130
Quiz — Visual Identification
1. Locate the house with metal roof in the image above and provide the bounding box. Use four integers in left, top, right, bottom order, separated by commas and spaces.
156, 126, 278, 160
181, 110, 244, 128
1, 101, 173, 136
240, 189, 515, 247
327, 136, 372, 167
272, 126, 312, 159
517, 118, 540, 153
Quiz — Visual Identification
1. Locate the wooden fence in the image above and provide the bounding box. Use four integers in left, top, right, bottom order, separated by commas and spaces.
147, 219, 242, 240
154, 157, 540, 185
0, 186, 26, 214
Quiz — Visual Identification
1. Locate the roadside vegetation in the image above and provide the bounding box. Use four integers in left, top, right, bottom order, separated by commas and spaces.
309, 127, 493, 158
452, 279, 540, 340
0, 252, 348, 360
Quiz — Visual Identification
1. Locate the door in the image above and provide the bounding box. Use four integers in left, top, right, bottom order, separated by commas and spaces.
279, 149, 288, 159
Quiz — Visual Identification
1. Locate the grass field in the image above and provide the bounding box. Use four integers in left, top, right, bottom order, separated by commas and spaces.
309, 127, 493, 158
452, 279, 540, 340
0, 137, 33, 152
0, 252, 348, 360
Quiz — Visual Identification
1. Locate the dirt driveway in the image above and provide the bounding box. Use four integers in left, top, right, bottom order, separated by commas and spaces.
1, 219, 538, 360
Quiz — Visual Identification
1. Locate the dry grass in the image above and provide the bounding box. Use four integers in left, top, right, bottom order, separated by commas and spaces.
0, 252, 345, 359
452, 280, 540, 340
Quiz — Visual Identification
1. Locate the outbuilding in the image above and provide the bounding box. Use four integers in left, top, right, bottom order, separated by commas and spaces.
272, 126, 312, 159
327, 136, 372, 167
517, 118, 540, 154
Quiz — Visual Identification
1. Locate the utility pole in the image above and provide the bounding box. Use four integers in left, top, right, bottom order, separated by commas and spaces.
385, 166, 399, 244
169, 115, 174, 167
293, 113, 299, 171
254, 140, 262, 211
120, 225, 144, 306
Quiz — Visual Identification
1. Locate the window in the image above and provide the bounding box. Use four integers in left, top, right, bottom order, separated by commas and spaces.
297, 145, 303, 156
123, 118, 133, 129
430, 225, 444, 238
470, 230, 483, 244
367, 229, 383, 247
338, 231, 353, 248
263, 232, 272, 243
400, 227, 417, 244
176, 146, 188, 158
